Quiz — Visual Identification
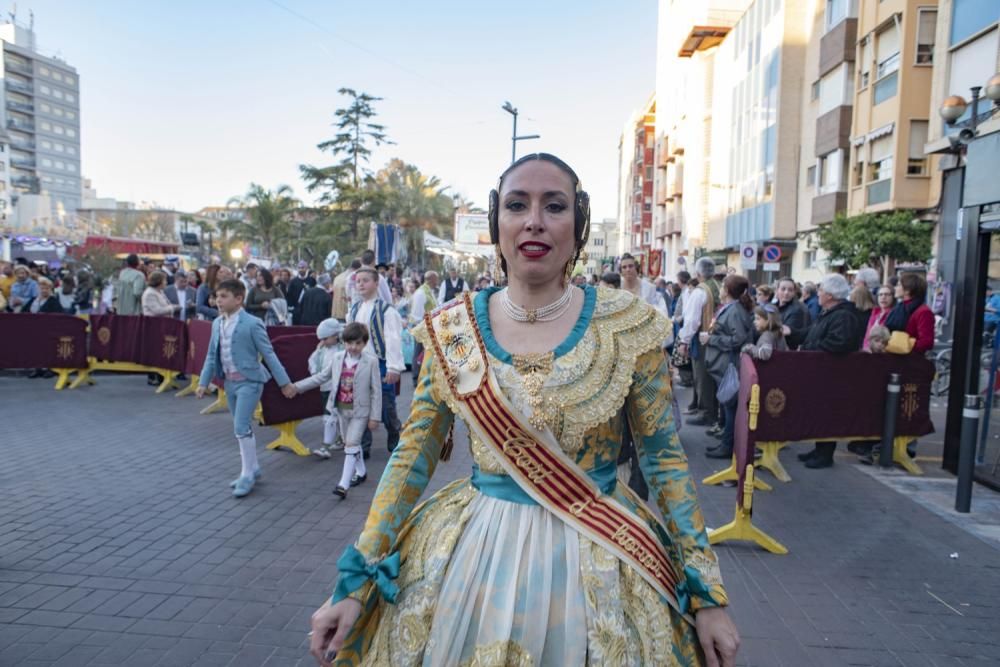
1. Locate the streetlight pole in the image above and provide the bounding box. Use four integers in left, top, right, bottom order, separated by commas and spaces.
502, 101, 540, 164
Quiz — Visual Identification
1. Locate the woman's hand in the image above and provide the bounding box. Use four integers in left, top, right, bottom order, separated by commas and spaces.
695, 607, 740, 667
262, 300, 270, 309
310, 598, 362, 666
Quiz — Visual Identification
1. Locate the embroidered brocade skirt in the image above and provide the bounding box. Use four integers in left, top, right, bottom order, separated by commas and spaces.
336, 479, 704, 666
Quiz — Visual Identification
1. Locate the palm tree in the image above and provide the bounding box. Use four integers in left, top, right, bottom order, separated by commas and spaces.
371, 160, 454, 265
226, 184, 299, 259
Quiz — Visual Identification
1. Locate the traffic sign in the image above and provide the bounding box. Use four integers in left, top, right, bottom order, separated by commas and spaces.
740, 243, 758, 270
763, 244, 782, 263
763, 262, 781, 272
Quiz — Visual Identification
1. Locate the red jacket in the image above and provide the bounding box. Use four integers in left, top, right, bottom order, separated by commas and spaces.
905, 301, 935, 354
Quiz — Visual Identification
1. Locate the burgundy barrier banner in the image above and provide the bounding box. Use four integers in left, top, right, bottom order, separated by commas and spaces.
735, 351, 935, 509
259, 334, 324, 426
89, 314, 143, 363
267, 324, 316, 341
0, 313, 89, 369
186, 319, 213, 376
748, 351, 934, 442
139, 317, 188, 373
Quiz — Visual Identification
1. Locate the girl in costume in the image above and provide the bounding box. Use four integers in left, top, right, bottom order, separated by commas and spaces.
309, 154, 739, 667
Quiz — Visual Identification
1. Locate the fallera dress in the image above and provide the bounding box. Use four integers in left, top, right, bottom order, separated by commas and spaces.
330, 285, 728, 666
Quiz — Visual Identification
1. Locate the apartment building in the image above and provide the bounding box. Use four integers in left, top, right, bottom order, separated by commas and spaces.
652, 0, 748, 278
706, 0, 809, 279
582, 218, 619, 276
616, 95, 656, 267
0, 19, 82, 224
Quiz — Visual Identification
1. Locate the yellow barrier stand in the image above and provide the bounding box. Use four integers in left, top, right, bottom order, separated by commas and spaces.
154, 371, 181, 394
756, 441, 791, 482
175, 374, 200, 397
200, 388, 228, 415
51, 368, 78, 391
702, 455, 773, 491
253, 402, 263, 424
708, 465, 788, 554
892, 436, 923, 475
265, 421, 311, 456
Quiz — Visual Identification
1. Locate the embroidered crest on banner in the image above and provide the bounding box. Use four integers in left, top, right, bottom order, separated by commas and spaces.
97, 326, 112, 345
162, 335, 179, 360
56, 336, 74, 360
765, 388, 786, 418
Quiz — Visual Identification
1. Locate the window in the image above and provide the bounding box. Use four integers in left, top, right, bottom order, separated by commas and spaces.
645, 165, 653, 180
858, 37, 871, 88
916, 9, 937, 64
40, 103, 50, 112
643, 230, 651, 244
825, 0, 851, 32
874, 71, 898, 104
65, 93, 75, 103
908, 120, 929, 175
807, 165, 817, 186
66, 111, 75, 120
40, 121, 51, 131
54, 160, 65, 169
41, 158, 52, 167
53, 107, 63, 117
594, 238, 604, 247
66, 163, 75, 172
54, 125, 64, 135
951, 0, 1000, 46
811, 80, 820, 100
53, 89, 63, 99
67, 146, 76, 155
65, 75, 75, 86
39, 84, 50, 94
869, 135, 893, 181
818, 64, 852, 114
41, 140, 51, 149
948, 29, 1000, 125
805, 250, 818, 268
52, 71, 62, 81
39, 66, 49, 76
876, 23, 900, 78
54, 143, 64, 153
818, 150, 844, 194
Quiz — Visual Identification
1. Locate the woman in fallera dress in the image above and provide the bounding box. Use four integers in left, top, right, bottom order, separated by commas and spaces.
309, 153, 740, 667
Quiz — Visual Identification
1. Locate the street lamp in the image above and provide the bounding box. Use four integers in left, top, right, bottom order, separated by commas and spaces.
502, 101, 540, 164
939, 73, 1000, 141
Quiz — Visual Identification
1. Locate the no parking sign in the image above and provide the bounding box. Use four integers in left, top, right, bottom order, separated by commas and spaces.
763, 245, 782, 263
739, 243, 757, 270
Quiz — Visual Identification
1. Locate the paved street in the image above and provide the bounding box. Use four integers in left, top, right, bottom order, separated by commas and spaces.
1, 371, 999, 666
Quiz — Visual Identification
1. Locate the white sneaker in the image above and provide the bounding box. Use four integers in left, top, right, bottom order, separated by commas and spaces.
329, 439, 345, 451
312, 447, 332, 459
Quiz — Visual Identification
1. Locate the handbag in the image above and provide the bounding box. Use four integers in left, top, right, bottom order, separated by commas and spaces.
716, 359, 739, 404
886, 331, 915, 355
671, 340, 691, 369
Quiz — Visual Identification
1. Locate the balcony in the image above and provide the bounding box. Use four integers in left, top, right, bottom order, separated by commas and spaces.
866, 179, 892, 206
819, 18, 857, 76
7, 119, 34, 132
678, 25, 732, 58
10, 157, 35, 168
4, 59, 32, 76
6, 100, 33, 113
10, 138, 34, 151
11, 175, 38, 189
815, 106, 852, 156
4, 78, 31, 93
811, 192, 848, 225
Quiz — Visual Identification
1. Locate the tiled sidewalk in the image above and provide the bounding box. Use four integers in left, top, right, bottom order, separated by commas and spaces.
0, 373, 997, 666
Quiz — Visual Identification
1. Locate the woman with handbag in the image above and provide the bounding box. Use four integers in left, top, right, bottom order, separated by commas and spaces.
700, 275, 753, 460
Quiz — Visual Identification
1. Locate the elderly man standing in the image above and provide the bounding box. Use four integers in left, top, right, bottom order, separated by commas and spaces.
409, 270, 439, 386
164, 270, 197, 321
438, 265, 468, 304
677, 257, 721, 428
799, 273, 867, 468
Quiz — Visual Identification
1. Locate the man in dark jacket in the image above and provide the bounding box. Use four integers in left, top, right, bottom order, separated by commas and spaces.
799, 273, 865, 468
285, 261, 310, 322
296, 273, 333, 326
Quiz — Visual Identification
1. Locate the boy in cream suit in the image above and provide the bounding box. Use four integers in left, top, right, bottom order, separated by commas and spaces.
287, 322, 381, 499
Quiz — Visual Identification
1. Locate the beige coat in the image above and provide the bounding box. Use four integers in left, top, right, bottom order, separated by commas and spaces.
141, 287, 175, 317
295, 348, 382, 421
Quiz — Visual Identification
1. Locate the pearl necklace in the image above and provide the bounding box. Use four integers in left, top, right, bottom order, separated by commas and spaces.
500, 285, 574, 323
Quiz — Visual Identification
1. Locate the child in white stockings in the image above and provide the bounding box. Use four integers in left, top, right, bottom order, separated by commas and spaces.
308, 319, 344, 459
288, 322, 382, 499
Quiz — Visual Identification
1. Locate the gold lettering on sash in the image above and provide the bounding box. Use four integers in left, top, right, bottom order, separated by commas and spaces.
612, 525, 663, 577
501, 430, 550, 483
569, 497, 593, 516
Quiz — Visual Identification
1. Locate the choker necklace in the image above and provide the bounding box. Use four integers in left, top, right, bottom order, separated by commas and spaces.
501, 285, 574, 323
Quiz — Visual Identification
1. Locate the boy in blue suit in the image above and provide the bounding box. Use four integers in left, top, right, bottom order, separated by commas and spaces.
197, 279, 293, 497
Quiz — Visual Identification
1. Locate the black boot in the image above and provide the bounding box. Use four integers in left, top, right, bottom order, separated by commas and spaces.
805, 442, 836, 469
797, 448, 818, 462
706, 443, 733, 459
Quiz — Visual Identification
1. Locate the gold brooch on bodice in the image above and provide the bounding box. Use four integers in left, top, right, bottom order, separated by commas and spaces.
512, 352, 557, 431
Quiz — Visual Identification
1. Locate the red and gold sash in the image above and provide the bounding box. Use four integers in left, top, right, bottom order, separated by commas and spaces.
424, 293, 692, 623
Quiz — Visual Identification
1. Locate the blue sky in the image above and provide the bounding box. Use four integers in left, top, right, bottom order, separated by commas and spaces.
26, 1, 656, 221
